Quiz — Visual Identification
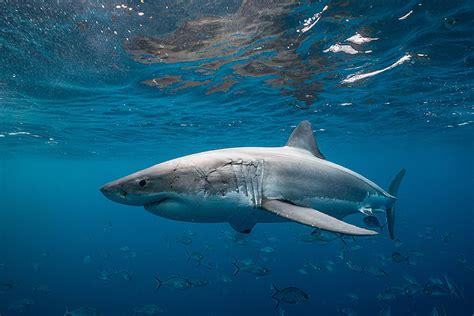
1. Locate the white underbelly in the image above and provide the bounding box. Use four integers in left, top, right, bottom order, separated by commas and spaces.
145, 192, 258, 223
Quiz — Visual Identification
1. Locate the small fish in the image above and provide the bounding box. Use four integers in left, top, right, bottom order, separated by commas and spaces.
272, 285, 309, 309
441, 233, 452, 244
259, 246, 275, 253
83, 255, 93, 265
346, 293, 359, 301
204, 244, 216, 251
363, 215, 385, 232
188, 278, 208, 288
377, 288, 396, 302
98, 270, 111, 281
298, 268, 308, 275
349, 245, 363, 252
223, 231, 248, 245
32, 262, 42, 271
117, 270, 132, 281
101, 252, 112, 260
410, 251, 424, 257
337, 307, 357, 316
232, 259, 270, 277
310, 228, 348, 245
423, 283, 449, 297
428, 277, 444, 285
119, 246, 130, 252
346, 261, 364, 273
103, 220, 113, 232
444, 275, 463, 299
219, 274, 233, 283
456, 256, 467, 264
124, 251, 137, 259
325, 264, 335, 271
304, 260, 322, 272
278, 307, 286, 316
391, 252, 409, 264
394, 239, 403, 248
184, 230, 197, 237
64, 306, 104, 316
177, 236, 193, 245
203, 261, 215, 270
403, 274, 418, 284
33, 284, 50, 294
403, 282, 422, 297
365, 266, 388, 278
338, 248, 346, 261
133, 304, 164, 315
186, 251, 204, 266
267, 236, 278, 243
379, 305, 391, 316
8, 299, 34, 312
153, 276, 192, 292
0, 281, 15, 292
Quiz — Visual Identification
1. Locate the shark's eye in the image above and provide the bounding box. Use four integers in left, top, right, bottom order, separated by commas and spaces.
139, 180, 147, 187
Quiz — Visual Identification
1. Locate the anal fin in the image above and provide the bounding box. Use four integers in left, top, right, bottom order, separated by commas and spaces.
262, 200, 377, 236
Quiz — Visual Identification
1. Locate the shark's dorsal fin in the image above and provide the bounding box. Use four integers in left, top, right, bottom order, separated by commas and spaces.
286, 121, 325, 159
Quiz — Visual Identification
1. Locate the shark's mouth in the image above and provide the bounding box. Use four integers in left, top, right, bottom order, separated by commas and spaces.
145, 197, 170, 208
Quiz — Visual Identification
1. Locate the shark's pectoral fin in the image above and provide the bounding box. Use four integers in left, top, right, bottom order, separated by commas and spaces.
261, 200, 377, 236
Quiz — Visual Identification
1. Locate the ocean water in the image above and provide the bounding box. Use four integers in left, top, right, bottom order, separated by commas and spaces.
1, 0, 473, 315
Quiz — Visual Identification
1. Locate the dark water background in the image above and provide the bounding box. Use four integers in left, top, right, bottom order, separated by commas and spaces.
1, 0, 473, 315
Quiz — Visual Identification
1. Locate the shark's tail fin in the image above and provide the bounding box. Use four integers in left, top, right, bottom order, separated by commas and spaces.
386, 169, 406, 239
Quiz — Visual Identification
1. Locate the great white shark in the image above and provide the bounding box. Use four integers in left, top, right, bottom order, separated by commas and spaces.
101, 121, 405, 238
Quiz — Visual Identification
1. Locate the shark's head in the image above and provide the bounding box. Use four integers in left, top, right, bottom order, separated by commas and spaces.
100, 157, 227, 223
100, 168, 169, 207
100, 160, 196, 208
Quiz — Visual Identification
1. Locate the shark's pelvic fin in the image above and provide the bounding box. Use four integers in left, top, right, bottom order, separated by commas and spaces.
228, 216, 257, 234
286, 120, 325, 159
386, 168, 406, 240
262, 200, 377, 236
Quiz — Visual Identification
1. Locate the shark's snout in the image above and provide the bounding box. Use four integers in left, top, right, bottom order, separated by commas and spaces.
100, 182, 130, 204
100, 178, 163, 206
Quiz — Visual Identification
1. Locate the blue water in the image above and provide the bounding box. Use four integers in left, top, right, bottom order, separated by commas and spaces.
1, 0, 473, 315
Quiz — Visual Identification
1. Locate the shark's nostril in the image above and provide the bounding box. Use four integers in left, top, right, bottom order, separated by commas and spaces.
120, 190, 128, 198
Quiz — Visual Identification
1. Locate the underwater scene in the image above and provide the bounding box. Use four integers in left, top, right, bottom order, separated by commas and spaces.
1, 0, 473, 315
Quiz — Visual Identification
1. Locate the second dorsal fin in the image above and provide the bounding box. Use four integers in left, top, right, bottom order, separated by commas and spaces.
286, 121, 325, 159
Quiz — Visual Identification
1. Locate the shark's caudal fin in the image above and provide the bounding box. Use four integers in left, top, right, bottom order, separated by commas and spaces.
386, 169, 406, 240
262, 200, 377, 236
286, 121, 325, 159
